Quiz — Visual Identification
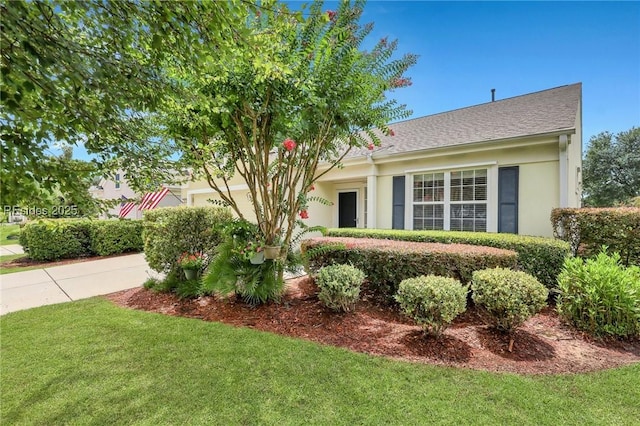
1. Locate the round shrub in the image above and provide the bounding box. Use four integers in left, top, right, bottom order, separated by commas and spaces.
471, 268, 548, 334
557, 250, 640, 338
316, 264, 365, 312
143, 206, 232, 280
395, 275, 468, 337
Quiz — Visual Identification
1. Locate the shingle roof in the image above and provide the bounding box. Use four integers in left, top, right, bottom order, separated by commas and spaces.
350, 83, 581, 159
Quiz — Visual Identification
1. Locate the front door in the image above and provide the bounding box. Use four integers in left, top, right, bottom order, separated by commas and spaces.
338, 191, 358, 228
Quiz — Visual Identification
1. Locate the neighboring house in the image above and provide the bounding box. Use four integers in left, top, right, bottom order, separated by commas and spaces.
90, 172, 183, 219
183, 83, 582, 238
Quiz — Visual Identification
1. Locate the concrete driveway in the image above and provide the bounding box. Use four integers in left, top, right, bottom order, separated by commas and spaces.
0, 252, 158, 315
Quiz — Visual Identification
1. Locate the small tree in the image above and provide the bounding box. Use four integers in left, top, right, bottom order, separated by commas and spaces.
167, 0, 417, 293
583, 127, 640, 206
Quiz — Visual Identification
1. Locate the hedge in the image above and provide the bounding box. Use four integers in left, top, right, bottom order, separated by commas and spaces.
20, 219, 143, 261
324, 228, 570, 290
143, 206, 233, 280
302, 236, 518, 298
89, 220, 144, 256
551, 207, 640, 266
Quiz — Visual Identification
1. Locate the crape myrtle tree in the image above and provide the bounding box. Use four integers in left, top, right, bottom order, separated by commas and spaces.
166, 0, 417, 290
582, 127, 640, 207
1, 0, 249, 207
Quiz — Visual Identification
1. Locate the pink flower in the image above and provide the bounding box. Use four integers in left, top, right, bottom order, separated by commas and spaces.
390, 77, 412, 88
327, 10, 336, 21
299, 209, 309, 219
389, 128, 395, 137
309, 184, 315, 191
283, 138, 296, 152
367, 143, 375, 151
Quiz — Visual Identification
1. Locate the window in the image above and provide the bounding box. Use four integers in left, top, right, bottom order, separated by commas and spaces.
412, 173, 444, 230
115, 173, 120, 189
450, 169, 487, 231
412, 169, 487, 232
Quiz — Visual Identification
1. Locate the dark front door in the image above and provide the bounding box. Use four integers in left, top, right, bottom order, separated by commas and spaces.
338, 191, 357, 228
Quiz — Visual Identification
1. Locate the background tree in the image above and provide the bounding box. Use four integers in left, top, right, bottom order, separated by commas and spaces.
2, 145, 100, 218
1, 0, 248, 207
582, 127, 640, 206
166, 0, 417, 289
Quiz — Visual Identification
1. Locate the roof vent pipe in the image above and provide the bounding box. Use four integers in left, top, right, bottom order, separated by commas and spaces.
491, 88, 496, 102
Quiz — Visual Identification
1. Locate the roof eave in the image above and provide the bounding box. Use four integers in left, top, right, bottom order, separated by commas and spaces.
363, 127, 577, 163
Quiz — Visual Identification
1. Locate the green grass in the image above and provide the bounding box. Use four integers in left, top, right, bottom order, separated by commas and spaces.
0, 224, 21, 245
2, 299, 639, 425
0, 253, 30, 275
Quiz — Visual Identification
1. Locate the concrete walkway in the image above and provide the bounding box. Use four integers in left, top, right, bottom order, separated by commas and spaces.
1, 244, 25, 256
0, 253, 157, 315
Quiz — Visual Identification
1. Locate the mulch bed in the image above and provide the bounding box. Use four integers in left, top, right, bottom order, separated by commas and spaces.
107, 277, 640, 375
1, 252, 139, 269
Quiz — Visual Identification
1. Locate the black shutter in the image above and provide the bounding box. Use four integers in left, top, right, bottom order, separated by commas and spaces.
392, 176, 405, 230
498, 167, 519, 234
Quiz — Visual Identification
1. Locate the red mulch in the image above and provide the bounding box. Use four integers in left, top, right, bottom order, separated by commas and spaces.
106, 277, 640, 375
2, 252, 139, 269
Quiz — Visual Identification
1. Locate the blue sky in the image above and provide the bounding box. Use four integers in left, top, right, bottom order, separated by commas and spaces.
63, 1, 639, 160
346, 1, 640, 149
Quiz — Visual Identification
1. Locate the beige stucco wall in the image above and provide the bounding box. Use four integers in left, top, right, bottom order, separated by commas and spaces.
518, 161, 560, 236
366, 140, 560, 236
182, 133, 577, 238
190, 188, 257, 222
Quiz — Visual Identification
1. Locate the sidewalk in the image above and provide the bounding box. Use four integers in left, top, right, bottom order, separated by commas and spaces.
0, 253, 157, 315
0, 244, 25, 256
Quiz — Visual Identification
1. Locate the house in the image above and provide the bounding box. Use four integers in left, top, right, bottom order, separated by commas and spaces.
183, 83, 582, 238
90, 172, 183, 219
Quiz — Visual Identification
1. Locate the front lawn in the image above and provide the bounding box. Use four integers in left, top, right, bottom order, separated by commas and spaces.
2, 299, 639, 425
0, 224, 20, 245
0, 253, 29, 275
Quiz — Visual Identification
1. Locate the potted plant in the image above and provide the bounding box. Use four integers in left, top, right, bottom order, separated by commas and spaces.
178, 252, 206, 280
263, 244, 281, 260
235, 241, 265, 265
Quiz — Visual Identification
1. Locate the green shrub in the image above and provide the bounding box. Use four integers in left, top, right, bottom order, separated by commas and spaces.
21, 219, 144, 261
143, 277, 161, 290
551, 207, 640, 266
89, 220, 144, 256
471, 268, 548, 336
143, 206, 233, 280
302, 237, 517, 298
556, 249, 640, 338
316, 264, 365, 312
202, 219, 284, 305
175, 278, 202, 300
18, 223, 28, 249
20, 219, 93, 261
325, 228, 569, 291
395, 275, 468, 337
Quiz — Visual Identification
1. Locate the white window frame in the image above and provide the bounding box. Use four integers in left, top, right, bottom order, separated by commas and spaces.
411, 172, 446, 230
405, 162, 498, 232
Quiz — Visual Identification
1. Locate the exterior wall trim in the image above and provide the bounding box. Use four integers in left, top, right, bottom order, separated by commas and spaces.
404, 161, 498, 174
